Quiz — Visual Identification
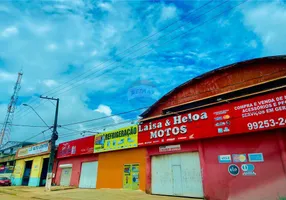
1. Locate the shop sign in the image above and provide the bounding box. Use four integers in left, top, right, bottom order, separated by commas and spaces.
218, 155, 232, 163
228, 164, 240, 176
16, 141, 50, 159
94, 125, 138, 153
138, 89, 286, 146
57, 135, 94, 159
159, 144, 181, 152
248, 153, 264, 162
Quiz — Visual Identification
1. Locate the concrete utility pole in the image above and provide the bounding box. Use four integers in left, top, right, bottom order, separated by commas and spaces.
40, 96, 59, 191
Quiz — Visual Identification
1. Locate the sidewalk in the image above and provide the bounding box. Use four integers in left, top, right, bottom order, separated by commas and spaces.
0, 186, 201, 200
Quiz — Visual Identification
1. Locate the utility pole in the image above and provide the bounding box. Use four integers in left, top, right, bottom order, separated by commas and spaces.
40, 96, 59, 191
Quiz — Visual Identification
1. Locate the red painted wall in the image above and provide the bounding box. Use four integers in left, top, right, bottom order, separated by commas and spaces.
53, 154, 98, 187
145, 130, 286, 200
201, 130, 286, 200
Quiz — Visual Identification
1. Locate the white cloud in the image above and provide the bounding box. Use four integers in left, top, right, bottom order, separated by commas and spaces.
91, 50, 97, 56
98, 2, 113, 12
160, 4, 177, 21
242, 2, 286, 55
1, 26, 18, 37
0, 5, 9, 12
95, 104, 112, 116
0, 71, 17, 82
78, 41, 84, 46
42, 79, 58, 87
47, 43, 58, 51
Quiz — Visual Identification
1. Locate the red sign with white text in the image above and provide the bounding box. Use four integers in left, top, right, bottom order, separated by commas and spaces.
138, 89, 286, 146
57, 136, 94, 158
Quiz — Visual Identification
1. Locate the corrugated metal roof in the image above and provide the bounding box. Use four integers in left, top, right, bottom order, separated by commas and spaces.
140, 55, 286, 118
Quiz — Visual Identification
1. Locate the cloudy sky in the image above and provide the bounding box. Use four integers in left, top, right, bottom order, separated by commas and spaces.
0, 0, 285, 144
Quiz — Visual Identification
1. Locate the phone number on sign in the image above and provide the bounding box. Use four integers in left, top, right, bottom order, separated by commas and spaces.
247, 118, 286, 130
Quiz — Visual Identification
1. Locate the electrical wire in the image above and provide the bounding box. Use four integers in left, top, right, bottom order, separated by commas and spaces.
13, 0, 222, 119
16, 1, 251, 143
22, 127, 53, 143
14, 0, 214, 117
0, 122, 48, 128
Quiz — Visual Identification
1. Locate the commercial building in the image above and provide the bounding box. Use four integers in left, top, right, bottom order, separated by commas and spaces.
138, 55, 286, 200
53, 125, 145, 190
0, 141, 33, 179
54, 56, 286, 200
53, 135, 97, 188
12, 141, 51, 186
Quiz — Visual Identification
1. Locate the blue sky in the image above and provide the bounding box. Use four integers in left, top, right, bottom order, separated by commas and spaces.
0, 0, 286, 143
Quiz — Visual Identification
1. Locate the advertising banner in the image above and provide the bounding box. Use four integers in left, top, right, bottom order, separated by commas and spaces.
57, 135, 94, 159
16, 141, 50, 159
94, 125, 138, 153
138, 89, 286, 146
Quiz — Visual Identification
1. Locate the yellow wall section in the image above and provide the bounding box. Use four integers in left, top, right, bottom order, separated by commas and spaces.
97, 148, 146, 191
13, 154, 49, 179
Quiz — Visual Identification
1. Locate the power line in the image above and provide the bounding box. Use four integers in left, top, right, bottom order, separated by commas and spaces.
58, 118, 136, 139
0, 122, 48, 128
41, 0, 229, 98
13, 0, 217, 119
49, 0, 251, 128
13, 0, 250, 140
22, 127, 53, 143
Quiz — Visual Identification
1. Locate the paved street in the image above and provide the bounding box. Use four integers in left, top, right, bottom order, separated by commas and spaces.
0, 187, 199, 200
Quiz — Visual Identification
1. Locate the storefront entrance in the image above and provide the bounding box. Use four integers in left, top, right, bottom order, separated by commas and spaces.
60, 167, 72, 186
79, 161, 98, 188
151, 152, 203, 198
22, 160, 33, 186
123, 164, 139, 190
39, 158, 49, 186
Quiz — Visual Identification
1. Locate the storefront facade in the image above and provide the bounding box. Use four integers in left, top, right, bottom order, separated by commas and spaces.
138, 56, 286, 200
12, 141, 50, 186
0, 141, 34, 179
95, 125, 146, 190
53, 135, 97, 188
53, 125, 146, 190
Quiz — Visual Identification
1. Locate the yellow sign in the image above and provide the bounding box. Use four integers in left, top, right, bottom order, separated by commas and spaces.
94, 125, 138, 153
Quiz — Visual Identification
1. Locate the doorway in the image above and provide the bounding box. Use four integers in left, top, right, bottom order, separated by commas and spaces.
151, 152, 203, 198
22, 160, 33, 186
60, 167, 72, 186
79, 161, 98, 188
39, 158, 49, 186
123, 164, 139, 190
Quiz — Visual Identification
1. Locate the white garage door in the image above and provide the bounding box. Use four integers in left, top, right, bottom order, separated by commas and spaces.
151, 152, 203, 198
79, 161, 98, 188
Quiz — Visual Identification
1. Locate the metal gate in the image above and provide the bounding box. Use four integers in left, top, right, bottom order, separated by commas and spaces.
79, 161, 98, 188
151, 152, 203, 198
60, 167, 72, 186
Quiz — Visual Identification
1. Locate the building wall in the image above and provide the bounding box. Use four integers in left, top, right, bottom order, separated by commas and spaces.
144, 130, 286, 200
12, 154, 50, 186
53, 154, 98, 187
146, 61, 286, 117
97, 148, 147, 191
201, 130, 286, 200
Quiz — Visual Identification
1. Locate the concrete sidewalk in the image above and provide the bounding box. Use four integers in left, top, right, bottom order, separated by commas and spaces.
0, 186, 201, 200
